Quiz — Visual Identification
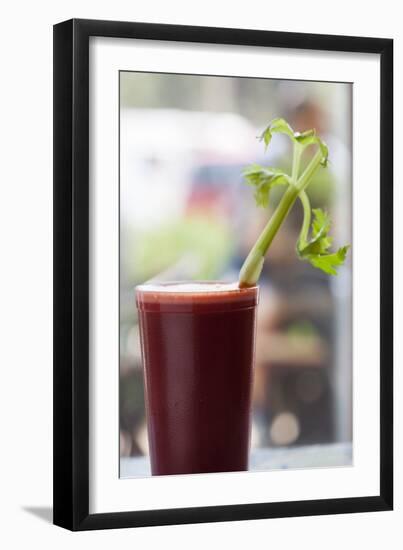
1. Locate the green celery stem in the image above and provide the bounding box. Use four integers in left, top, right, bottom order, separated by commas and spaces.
239, 184, 299, 288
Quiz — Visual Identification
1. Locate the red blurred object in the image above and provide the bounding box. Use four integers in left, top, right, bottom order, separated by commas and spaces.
185, 156, 246, 219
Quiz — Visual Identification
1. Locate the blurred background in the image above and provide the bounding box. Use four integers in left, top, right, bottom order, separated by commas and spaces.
119, 71, 352, 473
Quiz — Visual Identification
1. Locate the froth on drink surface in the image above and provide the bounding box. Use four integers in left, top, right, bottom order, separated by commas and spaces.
135, 281, 259, 312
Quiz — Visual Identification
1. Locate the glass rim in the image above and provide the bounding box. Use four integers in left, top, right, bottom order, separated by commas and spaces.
135, 280, 259, 295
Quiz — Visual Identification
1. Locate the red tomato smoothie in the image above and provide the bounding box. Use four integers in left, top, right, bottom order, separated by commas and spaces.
136, 282, 258, 475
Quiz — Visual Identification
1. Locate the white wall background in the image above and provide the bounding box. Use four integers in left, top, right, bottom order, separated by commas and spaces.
0, 1, 400, 548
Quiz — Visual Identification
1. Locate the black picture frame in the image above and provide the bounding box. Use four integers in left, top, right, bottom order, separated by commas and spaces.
53, 18, 393, 531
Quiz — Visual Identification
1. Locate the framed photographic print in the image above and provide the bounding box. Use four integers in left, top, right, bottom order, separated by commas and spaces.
53, 18, 393, 530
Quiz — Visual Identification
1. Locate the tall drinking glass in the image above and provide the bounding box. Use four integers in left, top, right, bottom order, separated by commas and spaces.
136, 281, 258, 475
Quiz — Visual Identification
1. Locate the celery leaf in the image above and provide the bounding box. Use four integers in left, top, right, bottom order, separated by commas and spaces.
297, 208, 349, 275
260, 118, 329, 166
243, 164, 291, 208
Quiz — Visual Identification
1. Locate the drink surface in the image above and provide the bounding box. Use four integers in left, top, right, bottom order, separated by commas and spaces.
136, 281, 258, 476
136, 281, 258, 313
